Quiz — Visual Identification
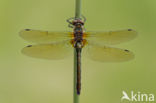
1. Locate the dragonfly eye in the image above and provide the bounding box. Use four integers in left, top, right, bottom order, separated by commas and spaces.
72, 19, 84, 26
80, 22, 84, 25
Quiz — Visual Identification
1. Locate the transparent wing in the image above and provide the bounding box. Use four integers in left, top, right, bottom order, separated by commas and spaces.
22, 41, 73, 60
85, 29, 137, 45
19, 29, 72, 44
85, 44, 134, 62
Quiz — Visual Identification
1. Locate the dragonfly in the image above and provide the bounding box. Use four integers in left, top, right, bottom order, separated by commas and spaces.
19, 17, 137, 95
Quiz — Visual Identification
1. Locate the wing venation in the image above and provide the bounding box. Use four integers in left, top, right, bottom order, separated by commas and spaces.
85, 44, 134, 62
19, 29, 72, 44
22, 41, 72, 60
85, 29, 137, 45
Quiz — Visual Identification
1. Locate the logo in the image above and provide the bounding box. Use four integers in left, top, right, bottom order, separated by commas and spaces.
121, 91, 155, 102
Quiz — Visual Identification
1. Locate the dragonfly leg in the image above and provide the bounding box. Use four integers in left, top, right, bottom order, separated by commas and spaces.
68, 23, 74, 28
66, 17, 75, 24
81, 15, 86, 23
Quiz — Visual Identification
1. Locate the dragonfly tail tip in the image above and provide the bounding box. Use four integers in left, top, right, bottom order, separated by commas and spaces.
77, 91, 80, 95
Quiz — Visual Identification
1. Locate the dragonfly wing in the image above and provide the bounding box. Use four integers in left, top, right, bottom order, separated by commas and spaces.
85, 29, 137, 45
19, 29, 72, 44
85, 44, 134, 62
22, 41, 73, 60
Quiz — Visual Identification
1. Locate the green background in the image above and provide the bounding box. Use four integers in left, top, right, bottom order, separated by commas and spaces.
0, 0, 156, 103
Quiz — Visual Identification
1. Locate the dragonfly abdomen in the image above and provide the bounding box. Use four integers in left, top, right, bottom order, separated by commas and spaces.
76, 47, 81, 95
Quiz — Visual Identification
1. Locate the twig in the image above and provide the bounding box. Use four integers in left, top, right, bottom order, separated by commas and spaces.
74, 0, 82, 103
73, 49, 80, 103
75, 0, 82, 18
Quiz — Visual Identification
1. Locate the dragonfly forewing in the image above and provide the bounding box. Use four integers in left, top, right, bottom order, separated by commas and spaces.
85, 29, 137, 45
19, 29, 72, 44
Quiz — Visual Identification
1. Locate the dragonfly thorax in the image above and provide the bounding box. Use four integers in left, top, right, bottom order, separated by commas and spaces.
74, 26, 83, 34
72, 19, 85, 49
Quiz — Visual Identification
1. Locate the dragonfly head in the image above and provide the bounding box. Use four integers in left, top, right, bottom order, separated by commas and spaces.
72, 19, 84, 27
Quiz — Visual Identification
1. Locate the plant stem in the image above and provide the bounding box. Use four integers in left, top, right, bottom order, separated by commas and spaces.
75, 0, 82, 18
74, 1, 82, 103
74, 49, 80, 103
